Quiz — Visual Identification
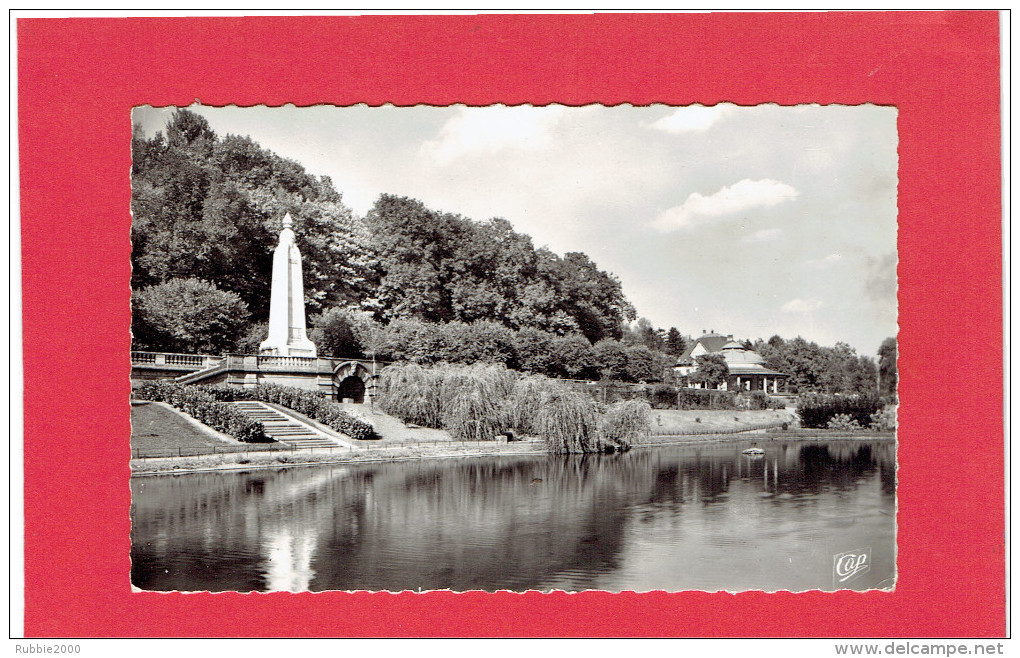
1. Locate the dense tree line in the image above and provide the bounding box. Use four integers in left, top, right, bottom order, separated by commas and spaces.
364, 194, 635, 342
130, 110, 893, 397
752, 335, 882, 395
131, 110, 640, 354
310, 308, 673, 383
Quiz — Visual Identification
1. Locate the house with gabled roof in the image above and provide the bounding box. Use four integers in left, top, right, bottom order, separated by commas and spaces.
675, 330, 789, 393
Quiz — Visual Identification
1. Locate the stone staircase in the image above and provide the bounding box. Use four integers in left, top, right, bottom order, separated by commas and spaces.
175, 360, 227, 385
231, 401, 350, 449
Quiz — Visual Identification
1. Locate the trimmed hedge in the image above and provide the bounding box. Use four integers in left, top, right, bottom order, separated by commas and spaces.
203, 384, 379, 441
134, 381, 268, 443
649, 383, 678, 409
797, 394, 882, 429
677, 388, 737, 410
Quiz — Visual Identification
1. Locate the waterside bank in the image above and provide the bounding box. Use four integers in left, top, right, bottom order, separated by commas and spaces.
130, 441, 548, 476
130, 430, 893, 476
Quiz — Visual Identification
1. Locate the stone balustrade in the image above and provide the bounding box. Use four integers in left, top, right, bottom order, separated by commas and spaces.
131, 351, 388, 399
257, 355, 319, 370
131, 351, 221, 369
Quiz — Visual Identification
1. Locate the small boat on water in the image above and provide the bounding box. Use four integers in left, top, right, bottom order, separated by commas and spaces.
742, 442, 765, 456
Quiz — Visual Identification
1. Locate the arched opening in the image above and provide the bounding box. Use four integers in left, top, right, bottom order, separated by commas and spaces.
336, 375, 366, 404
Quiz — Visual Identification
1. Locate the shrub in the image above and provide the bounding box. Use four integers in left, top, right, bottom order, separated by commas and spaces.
550, 334, 598, 380
827, 413, 862, 431
134, 381, 267, 443
592, 339, 630, 381
537, 389, 603, 454
649, 383, 678, 409
869, 406, 897, 431
310, 307, 365, 358
734, 391, 786, 410
797, 393, 882, 429
513, 328, 558, 376
200, 383, 378, 441
600, 400, 652, 448
234, 321, 268, 355
439, 321, 520, 369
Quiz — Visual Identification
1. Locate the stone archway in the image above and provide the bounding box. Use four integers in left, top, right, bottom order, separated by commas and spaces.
332, 361, 374, 404
336, 376, 366, 403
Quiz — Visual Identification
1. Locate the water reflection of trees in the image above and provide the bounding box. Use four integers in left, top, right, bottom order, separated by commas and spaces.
310, 455, 636, 592
131, 439, 895, 592
629, 441, 894, 510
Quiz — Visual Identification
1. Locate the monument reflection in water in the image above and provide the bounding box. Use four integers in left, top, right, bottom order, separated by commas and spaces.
131, 440, 895, 593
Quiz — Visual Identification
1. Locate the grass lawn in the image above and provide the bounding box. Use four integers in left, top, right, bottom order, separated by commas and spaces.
131, 402, 243, 451
650, 409, 797, 434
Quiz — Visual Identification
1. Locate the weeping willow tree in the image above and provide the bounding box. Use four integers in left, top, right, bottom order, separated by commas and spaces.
375, 362, 443, 428
537, 389, 604, 454
439, 364, 513, 441
599, 400, 652, 449
379, 361, 635, 452
506, 374, 559, 436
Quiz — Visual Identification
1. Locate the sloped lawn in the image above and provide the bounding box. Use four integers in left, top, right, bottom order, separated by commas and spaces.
131, 402, 240, 451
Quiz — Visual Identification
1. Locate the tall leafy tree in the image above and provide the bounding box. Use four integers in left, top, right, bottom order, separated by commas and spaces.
310, 307, 366, 358
364, 194, 636, 339
665, 327, 686, 356
691, 353, 729, 389
131, 110, 376, 324
755, 335, 879, 395
878, 337, 898, 399
132, 278, 249, 353
592, 339, 630, 381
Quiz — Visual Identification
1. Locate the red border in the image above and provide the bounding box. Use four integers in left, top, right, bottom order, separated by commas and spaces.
18, 12, 1003, 637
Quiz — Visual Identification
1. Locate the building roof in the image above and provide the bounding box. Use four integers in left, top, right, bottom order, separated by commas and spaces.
675, 330, 788, 378
676, 332, 731, 365
727, 363, 789, 377
722, 347, 764, 365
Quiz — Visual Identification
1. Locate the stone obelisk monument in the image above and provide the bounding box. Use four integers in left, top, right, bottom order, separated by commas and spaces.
260, 212, 317, 357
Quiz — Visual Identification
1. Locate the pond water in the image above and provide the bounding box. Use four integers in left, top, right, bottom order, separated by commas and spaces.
131, 439, 895, 593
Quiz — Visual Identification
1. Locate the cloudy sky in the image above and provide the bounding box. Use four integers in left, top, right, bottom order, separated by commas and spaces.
134, 103, 898, 356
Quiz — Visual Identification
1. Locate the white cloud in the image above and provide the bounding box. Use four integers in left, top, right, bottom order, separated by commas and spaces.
652, 179, 799, 232
743, 228, 782, 243
782, 298, 823, 313
423, 105, 568, 165
649, 104, 735, 134
806, 253, 843, 268
864, 252, 897, 303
